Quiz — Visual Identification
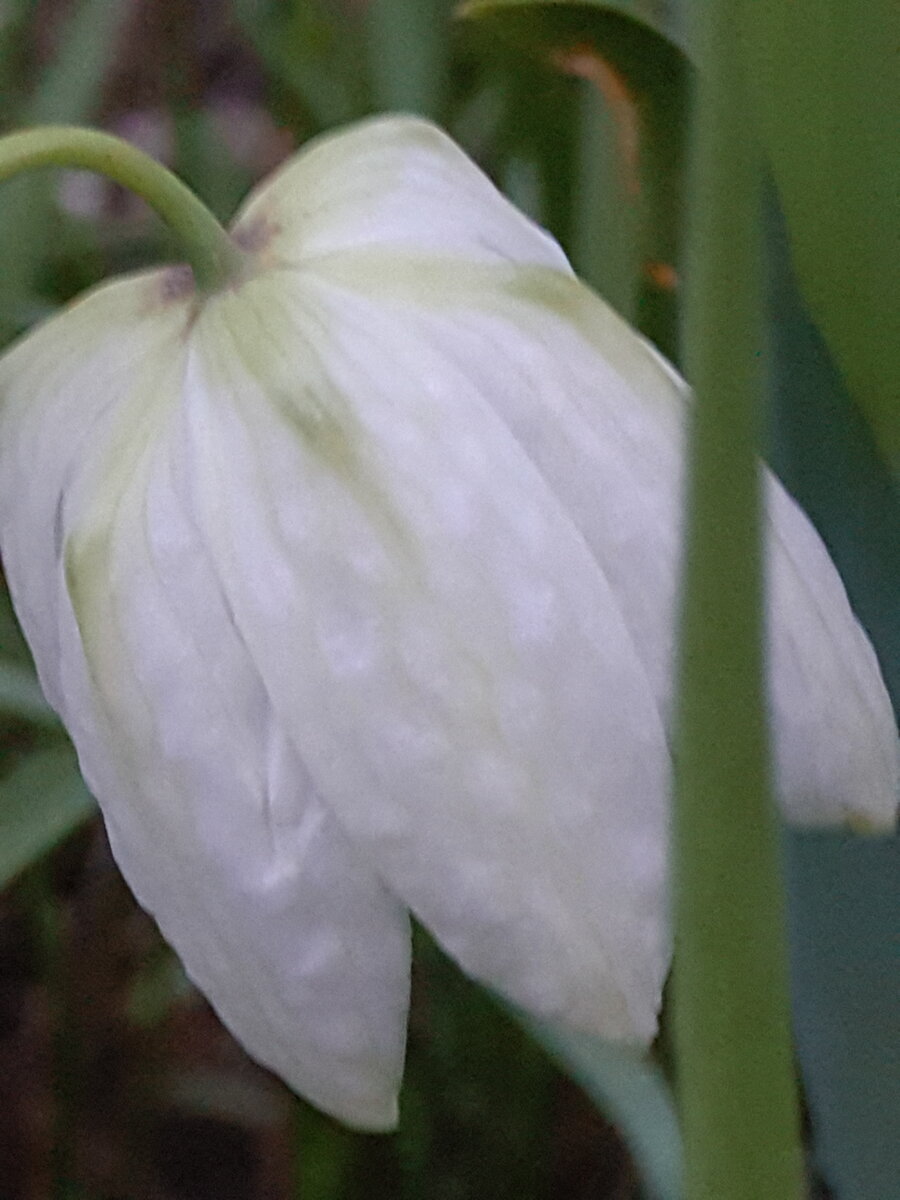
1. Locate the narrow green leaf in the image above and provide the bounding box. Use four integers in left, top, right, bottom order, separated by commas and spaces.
403, 927, 552, 1197
739, 0, 900, 474
0, 745, 95, 885
22, 0, 130, 127
672, 0, 802, 1195
459, 0, 688, 358
365, 0, 451, 118
786, 832, 900, 1200
520, 1017, 682, 1200
172, 109, 253, 225
293, 1101, 360, 1200
230, 0, 369, 129
765, 189, 900, 1200
763, 189, 900, 705
570, 72, 642, 321
0, 1, 38, 110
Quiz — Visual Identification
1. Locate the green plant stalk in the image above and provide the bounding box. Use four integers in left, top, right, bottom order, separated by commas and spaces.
672, 1, 803, 1197
365, 0, 448, 118
0, 126, 243, 294
291, 1097, 357, 1200
22, 862, 88, 1199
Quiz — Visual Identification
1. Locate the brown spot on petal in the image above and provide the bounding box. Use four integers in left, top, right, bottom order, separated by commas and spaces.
150, 266, 203, 340
159, 264, 195, 303
233, 214, 281, 256
846, 811, 882, 835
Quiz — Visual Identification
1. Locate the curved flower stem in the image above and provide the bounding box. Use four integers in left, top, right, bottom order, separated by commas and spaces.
0, 126, 245, 294
673, 1, 803, 1197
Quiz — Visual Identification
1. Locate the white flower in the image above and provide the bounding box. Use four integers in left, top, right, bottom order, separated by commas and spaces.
0, 115, 895, 1130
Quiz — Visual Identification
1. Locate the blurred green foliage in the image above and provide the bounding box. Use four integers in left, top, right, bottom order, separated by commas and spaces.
740, 0, 900, 475
765, 188, 900, 1200
0, 2, 896, 1198
463, 0, 689, 360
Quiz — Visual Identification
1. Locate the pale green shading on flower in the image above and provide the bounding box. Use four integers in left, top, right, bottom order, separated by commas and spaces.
0, 116, 896, 1130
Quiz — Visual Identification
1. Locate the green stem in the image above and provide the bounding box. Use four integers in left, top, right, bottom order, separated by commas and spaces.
0, 126, 244, 293
672, 2, 803, 1198
24, 862, 85, 1198
291, 1098, 356, 1199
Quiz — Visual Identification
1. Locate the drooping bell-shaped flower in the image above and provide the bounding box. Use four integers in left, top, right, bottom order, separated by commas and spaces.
0, 116, 896, 1130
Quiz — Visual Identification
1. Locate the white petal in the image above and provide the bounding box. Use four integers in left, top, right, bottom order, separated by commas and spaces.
0, 270, 189, 713
188, 273, 672, 1044
765, 479, 898, 828
0, 286, 411, 1130
231, 114, 570, 273
235, 100, 896, 829
297, 254, 898, 830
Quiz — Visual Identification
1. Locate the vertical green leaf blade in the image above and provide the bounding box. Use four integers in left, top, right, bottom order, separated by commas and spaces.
765, 190, 900, 1200
521, 1018, 681, 1200
787, 831, 900, 1200
763, 189, 900, 701
739, 0, 900, 473
22, 0, 130, 127
459, 1, 689, 356
672, 1, 802, 1195
366, 0, 450, 117
230, 0, 368, 129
